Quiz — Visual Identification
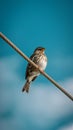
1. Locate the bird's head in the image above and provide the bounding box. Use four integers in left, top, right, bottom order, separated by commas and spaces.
34, 47, 45, 54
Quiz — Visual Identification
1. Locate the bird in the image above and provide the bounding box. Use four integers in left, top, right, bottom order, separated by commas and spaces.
22, 47, 47, 93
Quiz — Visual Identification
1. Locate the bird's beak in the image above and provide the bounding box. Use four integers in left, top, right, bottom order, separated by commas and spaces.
41, 48, 45, 53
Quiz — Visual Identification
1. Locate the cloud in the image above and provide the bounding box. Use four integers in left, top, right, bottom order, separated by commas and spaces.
59, 123, 73, 130
0, 55, 73, 130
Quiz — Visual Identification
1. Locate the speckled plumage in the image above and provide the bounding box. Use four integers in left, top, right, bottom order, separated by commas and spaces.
22, 47, 47, 93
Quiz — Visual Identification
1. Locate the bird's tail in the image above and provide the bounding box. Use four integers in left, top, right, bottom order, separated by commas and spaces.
22, 81, 30, 93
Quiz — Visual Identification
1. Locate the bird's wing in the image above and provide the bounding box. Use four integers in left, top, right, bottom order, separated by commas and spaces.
25, 54, 40, 79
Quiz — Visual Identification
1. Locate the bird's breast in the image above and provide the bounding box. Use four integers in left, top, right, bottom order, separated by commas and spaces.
38, 55, 47, 70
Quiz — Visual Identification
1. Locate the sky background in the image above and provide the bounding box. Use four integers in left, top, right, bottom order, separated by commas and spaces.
0, 0, 73, 130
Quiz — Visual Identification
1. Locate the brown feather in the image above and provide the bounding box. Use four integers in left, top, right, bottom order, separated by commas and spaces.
22, 81, 30, 93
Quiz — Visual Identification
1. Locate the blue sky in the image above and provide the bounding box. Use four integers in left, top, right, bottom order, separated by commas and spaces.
0, 0, 73, 130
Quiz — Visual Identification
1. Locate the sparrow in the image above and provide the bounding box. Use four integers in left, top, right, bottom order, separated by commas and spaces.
22, 47, 47, 93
